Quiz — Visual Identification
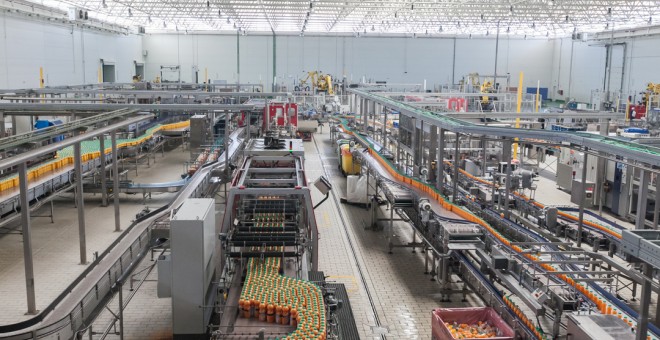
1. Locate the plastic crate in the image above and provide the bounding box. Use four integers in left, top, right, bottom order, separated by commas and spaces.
432, 308, 515, 340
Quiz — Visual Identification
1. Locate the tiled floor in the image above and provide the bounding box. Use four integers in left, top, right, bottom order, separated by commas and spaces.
0, 146, 188, 325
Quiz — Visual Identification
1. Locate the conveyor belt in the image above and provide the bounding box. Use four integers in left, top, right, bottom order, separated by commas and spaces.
349, 89, 660, 167
338, 120, 659, 340
0, 128, 244, 338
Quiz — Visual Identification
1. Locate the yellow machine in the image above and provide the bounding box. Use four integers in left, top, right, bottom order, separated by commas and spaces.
337, 142, 360, 176
480, 80, 495, 105
643, 82, 660, 108
297, 71, 334, 95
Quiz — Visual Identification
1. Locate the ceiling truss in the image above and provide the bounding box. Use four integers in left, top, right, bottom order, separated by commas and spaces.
19, 0, 660, 36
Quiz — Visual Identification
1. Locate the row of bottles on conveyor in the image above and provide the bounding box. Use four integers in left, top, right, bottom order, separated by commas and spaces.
239, 256, 327, 340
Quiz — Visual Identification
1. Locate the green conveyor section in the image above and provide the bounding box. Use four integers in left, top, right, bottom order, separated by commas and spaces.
351, 89, 660, 164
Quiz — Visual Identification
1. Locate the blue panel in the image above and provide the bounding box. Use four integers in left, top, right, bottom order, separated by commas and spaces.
526, 87, 549, 101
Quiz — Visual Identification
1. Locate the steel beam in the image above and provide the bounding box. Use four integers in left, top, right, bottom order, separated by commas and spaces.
577, 149, 589, 246
112, 131, 121, 232
452, 133, 460, 203
503, 139, 513, 219
100, 136, 108, 207
18, 162, 37, 314
74, 140, 88, 265
636, 263, 652, 340
437, 128, 445, 190
0, 103, 254, 112
348, 89, 660, 168
636, 169, 650, 230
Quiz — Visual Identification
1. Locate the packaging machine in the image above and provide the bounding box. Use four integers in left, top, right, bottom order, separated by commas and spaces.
209, 137, 357, 339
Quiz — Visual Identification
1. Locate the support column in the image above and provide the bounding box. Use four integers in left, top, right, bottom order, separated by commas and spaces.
636, 170, 650, 230
418, 121, 425, 168
0, 112, 5, 138
99, 136, 108, 207
371, 101, 377, 140
482, 135, 487, 177
411, 118, 418, 166
577, 148, 589, 247
437, 129, 445, 190
596, 119, 609, 215
396, 131, 402, 171
503, 139, 513, 219
362, 99, 368, 135
428, 125, 437, 181
653, 178, 660, 230
74, 140, 87, 264
18, 163, 37, 314
452, 133, 460, 203
635, 264, 652, 340
381, 105, 387, 146
112, 131, 121, 232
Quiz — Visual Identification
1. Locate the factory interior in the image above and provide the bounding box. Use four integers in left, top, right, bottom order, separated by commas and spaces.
2, 1, 660, 340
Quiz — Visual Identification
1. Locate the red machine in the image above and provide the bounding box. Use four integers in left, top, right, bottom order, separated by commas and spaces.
264, 102, 298, 130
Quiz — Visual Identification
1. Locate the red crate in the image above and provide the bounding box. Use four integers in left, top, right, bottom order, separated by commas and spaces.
432, 308, 515, 340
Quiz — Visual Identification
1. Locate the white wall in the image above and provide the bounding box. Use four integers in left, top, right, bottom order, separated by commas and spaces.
143, 33, 555, 92
550, 38, 607, 103
0, 13, 143, 88
550, 34, 660, 104
623, 35, 660, 99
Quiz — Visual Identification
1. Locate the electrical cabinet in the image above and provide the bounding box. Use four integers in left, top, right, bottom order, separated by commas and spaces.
171, 198, 216, 339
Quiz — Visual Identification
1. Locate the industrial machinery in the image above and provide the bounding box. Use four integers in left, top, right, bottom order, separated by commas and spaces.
335, 109, 660, 340
642, 82, 660, 112
296, 71, 335, 95
337, 139, 360, 176
213, 137, 357, 339
263, 101, 298, 137
480, 80, 496, 111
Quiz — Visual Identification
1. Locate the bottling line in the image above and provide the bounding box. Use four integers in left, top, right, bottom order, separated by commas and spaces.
338, 87, 660, 340
1, 81, 660, 340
